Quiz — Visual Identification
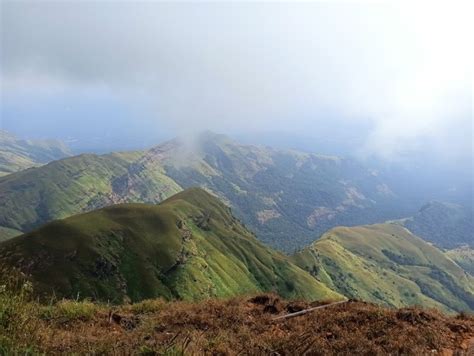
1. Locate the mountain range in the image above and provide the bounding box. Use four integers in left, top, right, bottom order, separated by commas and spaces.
0, 131, 472, 313
0, 132, 408, 251
0, 130, 71, 176
0, 188, 472, 312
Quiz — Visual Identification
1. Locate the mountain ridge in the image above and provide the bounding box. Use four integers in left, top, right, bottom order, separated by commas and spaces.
401, 201, 473, 248
0, 187, 340, 303
0, 132, 408, 251
292, 223, 474, 313
0, 130, 71, 176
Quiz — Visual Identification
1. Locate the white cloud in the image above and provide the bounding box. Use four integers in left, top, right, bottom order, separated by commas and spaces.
1, 0, 472, 162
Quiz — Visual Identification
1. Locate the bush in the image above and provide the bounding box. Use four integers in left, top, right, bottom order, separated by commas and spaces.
130, 298, 166, 315
41, 300, 97, 322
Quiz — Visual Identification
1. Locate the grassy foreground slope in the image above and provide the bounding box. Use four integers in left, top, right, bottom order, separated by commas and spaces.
292, 223, 474, 313
1, 289, 473, 355
0, 188, 339, 303
0, 130, 71, 176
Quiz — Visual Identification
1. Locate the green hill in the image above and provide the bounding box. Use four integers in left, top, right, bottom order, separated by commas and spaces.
153, 132, 402, 251
0, 130, 71, 176
0, 132, 402, 251
0, 188, 340, 303
0, 150, 181, 233
292, 223, 474, 313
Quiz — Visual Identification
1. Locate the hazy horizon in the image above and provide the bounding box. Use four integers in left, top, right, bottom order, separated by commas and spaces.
1, 1, 472, 170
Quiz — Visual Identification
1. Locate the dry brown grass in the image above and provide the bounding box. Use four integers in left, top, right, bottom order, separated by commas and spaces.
1, 293, 472, 355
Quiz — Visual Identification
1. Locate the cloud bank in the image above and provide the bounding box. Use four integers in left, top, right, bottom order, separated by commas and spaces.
1, 1, 472, 163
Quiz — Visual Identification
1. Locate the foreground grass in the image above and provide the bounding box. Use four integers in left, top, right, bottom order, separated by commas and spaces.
1, 284, 473, 355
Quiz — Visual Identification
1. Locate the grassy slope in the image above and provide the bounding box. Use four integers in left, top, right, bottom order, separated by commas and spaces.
0, 188, 339, 303
292, 223, 474, 313
159, 133, 400, 251
0, 132, 401, 252
0, 227, 21, 242
447, 247, 474, 275
0, 130, 71, 176
0, 151, 182, 232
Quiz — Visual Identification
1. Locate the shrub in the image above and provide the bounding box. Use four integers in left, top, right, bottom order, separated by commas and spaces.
41, 300, 97, 322
130, 298, 166, 315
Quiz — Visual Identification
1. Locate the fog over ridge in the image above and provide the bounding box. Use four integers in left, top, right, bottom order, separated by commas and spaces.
1, 0, 472, 166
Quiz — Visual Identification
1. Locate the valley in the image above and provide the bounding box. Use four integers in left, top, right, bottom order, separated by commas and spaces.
402, 201, 473, 249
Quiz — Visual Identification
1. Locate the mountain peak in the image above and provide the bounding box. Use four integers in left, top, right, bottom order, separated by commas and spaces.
196, 130, 232, 143
148, 131, 234, 156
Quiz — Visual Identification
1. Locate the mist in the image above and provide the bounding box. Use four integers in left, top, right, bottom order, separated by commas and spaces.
1, 1, 472, 169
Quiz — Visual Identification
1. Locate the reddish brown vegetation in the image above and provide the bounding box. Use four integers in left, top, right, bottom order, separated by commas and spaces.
28, 294, 474, 355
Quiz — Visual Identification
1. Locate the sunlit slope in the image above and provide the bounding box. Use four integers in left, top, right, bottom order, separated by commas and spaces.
0, 151, 181, 233
0, 130, 71, 176
447, 247, 474, 275
132, 132, 403, 251
0, 188, 340, 303
0, 226, 21, 242
292, 223, 474, 312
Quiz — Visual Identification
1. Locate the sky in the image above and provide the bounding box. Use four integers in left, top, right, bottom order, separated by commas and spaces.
0, 1, 472, 165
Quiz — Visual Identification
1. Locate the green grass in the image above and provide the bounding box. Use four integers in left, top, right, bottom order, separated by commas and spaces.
0, 188, 341, 303
446, 246, 474, 275
0, 151, 149, 231
41, 300, 97, 321
129, 298, 166, 314
0, 275, 39, 354
292, 223, 474, 313
0, 226, 21, 242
